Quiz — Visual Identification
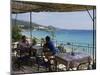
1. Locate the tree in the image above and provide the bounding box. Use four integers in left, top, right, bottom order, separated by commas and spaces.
12, 25, 22, 42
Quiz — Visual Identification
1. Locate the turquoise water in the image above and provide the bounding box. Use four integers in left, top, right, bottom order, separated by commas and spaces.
22, 29, 95, 44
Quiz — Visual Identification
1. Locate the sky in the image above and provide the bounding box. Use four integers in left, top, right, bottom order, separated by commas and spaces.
12, 10, 94, 30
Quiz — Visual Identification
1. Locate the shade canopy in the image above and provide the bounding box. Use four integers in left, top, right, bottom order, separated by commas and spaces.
11, 1, 96, 13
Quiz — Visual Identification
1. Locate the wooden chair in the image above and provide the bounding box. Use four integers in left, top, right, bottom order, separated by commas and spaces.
77, 63, 90, 70
36, 48, 56, 72
43, 51, 56, 71
12, 43, 33, 70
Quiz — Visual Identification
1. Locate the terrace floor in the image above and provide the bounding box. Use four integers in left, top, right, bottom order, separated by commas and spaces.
12, 63, 58, 74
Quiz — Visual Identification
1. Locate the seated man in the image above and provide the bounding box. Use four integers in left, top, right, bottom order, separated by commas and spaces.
42, 36, 58, 71
43, 36, 59, 55
18, 35, 31, 56
15, 35, 32, 67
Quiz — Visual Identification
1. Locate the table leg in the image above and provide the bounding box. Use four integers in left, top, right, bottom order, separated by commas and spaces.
66, 62, 70, 71
87, 59, 91, 70
55, 60, 58, 72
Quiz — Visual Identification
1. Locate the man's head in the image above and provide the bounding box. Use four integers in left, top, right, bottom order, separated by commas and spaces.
21, 35, 26, 42
45, 36, 50, 42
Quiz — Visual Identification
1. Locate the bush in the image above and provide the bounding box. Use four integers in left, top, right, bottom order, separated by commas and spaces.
12, 25, 22, 42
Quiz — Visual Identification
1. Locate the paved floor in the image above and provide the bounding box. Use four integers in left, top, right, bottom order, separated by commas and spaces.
11, 64, 49, 74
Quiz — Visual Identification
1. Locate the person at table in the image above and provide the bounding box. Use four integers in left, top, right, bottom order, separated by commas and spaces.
18, 35, 31, 56
43, 36, 59, 55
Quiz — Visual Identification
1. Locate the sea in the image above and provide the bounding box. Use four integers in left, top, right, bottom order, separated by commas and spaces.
21, 29, 95, 44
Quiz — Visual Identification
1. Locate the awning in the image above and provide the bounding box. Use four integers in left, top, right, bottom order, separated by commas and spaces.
11, 1, 96, 13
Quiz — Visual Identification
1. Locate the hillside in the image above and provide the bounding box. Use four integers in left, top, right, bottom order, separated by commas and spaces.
12, 19, 57, 31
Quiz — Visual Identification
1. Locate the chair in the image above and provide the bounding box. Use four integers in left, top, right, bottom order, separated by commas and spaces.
12, 43, 33, 70
36, 56, 49, 71
77, 58, 92, 70
77, 63, 91, 70
43, 51, 55, 71
36, 49, 56, 72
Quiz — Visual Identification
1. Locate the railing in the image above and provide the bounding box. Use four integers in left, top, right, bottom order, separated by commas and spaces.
36, 40, 96, 60
53, 40, 96, 61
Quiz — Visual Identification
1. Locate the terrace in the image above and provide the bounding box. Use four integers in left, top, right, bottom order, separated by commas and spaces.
11, 0, 96, 74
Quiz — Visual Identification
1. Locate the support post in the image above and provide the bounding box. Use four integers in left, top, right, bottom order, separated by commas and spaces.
30, 12, 32, 39
85, 6, 96, 69
15, 14, 18, 26
92, 6, 96, 69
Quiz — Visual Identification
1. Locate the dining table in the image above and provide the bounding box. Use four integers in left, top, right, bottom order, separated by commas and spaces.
55, 52, 92, 71
31, 45, 43, 56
